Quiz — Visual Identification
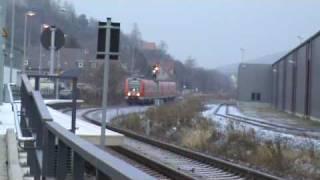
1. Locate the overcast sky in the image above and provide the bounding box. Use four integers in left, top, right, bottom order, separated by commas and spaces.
65, 0, 320, 68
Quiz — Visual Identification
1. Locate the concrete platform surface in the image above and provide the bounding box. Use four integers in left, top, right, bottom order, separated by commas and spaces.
0, 135, 8, 180
48, 107, 124, 146
44, 99, 84, 105
0, 103, 15, 135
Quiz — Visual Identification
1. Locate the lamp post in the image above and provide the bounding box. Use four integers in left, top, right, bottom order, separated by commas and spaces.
9, 0, 15, 83
39, 24, 49, 74
297, 36, 303, 43
240, 48, 246, 62
22, 11, 36, 73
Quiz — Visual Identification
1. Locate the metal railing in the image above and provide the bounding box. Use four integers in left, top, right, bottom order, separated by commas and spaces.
20, 74, 155, 180
28, 74, 79, 133
5, 83, 35, 146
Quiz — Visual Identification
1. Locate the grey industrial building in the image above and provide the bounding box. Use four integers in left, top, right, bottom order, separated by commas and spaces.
237, 63, 272, 103
238, 30, 320, 121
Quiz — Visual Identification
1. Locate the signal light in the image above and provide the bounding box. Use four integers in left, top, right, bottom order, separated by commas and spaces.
152, 64, 160, 79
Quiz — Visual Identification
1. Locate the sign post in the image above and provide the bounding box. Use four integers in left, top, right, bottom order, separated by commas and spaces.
97, 18, 120, 146
40, 26, 65, 74
49, 26, 56, 75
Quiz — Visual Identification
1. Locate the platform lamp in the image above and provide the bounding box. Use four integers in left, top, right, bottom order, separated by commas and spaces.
22, 10, 36, 73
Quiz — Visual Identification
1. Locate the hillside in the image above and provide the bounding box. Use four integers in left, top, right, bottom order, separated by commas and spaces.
8, 0, 235, 104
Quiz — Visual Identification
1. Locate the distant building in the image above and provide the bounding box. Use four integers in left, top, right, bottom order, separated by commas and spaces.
238, 30, 320, 121
142, 42, 157, 50
26, 47, 101, 73
237, 63, 272, 103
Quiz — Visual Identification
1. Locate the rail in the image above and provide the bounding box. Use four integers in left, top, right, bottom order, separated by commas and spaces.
20, 74, 155, 179
5, 83, 35, 145
225, 104, 320, 132
215, 104, 320, 138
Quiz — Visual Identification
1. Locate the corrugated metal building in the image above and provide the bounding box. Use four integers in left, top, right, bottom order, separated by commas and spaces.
238, 30, 320, 121
272, 31, 320, 120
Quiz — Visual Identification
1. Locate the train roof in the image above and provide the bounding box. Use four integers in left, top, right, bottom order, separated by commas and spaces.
127, 77, 175, 83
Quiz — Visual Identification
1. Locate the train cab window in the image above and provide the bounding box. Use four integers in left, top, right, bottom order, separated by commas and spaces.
128, 80, 140, 91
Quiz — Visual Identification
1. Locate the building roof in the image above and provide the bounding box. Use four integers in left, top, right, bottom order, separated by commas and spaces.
272, 30, 320, 66
142, 42, 157, 50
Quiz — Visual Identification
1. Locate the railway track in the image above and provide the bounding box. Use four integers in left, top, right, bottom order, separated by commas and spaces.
82, 109, 282, 180
215, 104, 320, 138
104, 146, 170, 179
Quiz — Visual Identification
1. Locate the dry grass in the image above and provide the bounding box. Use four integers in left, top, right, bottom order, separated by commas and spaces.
116, 98, 320, 179
112, 113, 145, 133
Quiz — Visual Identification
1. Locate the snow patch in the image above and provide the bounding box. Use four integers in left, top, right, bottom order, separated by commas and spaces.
203, 104, 320, 149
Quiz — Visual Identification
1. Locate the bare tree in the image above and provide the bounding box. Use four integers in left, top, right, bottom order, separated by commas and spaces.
130, 23, 142, 73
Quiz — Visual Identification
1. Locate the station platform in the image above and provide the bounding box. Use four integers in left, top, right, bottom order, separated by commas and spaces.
44, 99, 124, 146
0, 100, 125, 179
0, 99, 124, 145
0, 104, 16, 180
44, 99, 84, 109
0, 103, 15, 135
0, 135, 8, 180
48, 107, 124, 146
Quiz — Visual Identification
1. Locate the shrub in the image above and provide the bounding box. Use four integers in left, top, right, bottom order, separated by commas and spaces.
114, 113, 145, 133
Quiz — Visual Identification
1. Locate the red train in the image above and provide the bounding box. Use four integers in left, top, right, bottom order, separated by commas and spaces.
125, 77, 177, 104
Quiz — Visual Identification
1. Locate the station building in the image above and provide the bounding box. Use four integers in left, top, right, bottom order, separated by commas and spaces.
237, 30, 320, 121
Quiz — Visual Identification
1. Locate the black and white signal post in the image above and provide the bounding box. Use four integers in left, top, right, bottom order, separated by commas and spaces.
152, 64, 161, 106
96, 18, 120, 146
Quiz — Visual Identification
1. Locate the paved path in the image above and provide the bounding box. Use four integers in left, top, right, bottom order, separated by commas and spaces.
0, 135, 8, 180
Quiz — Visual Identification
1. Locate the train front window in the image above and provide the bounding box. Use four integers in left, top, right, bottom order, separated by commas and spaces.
128, 80, 140, 91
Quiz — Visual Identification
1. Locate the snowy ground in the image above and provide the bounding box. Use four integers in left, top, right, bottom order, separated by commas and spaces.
203, 104, 320, 149
0, 103, 15, 135
238, 103, 320, 129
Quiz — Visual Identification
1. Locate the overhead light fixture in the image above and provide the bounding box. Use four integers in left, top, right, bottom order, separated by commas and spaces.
42, 24, 50, 29
26, 11, 36, 16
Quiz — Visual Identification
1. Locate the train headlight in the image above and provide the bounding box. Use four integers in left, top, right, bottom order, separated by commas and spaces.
127, 92, 131, 96
137, 92, 140, 96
